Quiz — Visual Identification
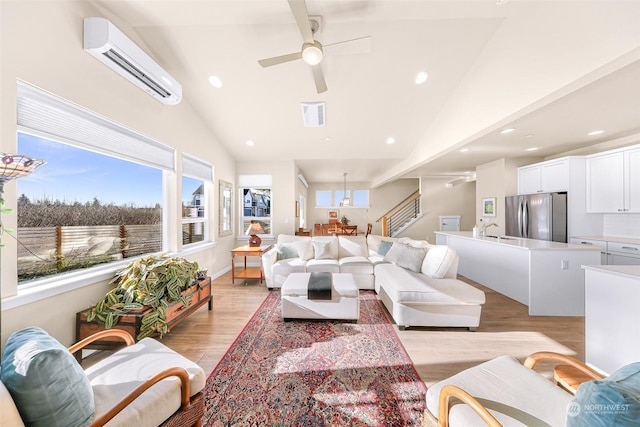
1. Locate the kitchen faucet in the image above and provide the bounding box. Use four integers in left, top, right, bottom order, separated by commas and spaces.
481, 222, 498, 237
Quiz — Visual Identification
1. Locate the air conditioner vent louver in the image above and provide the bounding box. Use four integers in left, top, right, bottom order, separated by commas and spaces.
103, 49, 171, 98
301, 102, 326, 127
84, 17, 182, 105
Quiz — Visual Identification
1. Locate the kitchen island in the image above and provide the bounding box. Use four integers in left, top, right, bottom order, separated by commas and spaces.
583, 265, 640, 374
435, 231, 601, 316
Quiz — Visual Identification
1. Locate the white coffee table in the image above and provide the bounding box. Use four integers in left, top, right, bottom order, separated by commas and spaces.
280, 272, 359, 320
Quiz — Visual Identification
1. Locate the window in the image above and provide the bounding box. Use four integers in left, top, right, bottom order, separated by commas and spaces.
15, 81, 175, 283
181, 153, 212, 245
17, 132, 163, 282
239, 174, 272, 236
315, 189, 369, 207
315, 190, 332, 207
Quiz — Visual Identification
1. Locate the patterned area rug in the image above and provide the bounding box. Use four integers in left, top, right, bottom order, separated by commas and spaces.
204, 290, 427, 426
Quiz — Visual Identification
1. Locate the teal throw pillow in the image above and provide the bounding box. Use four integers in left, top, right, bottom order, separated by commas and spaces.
1, 327, 95, 427
566, 362, 640, 427
276, 243, 299, 260
377, 240, 393, 256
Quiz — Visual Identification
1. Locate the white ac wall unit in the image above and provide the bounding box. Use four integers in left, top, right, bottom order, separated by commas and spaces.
83, 17, 182, 105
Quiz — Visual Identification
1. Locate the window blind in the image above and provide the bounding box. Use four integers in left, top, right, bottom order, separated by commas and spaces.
182, 153, 213, 182
17, 81, 175, 171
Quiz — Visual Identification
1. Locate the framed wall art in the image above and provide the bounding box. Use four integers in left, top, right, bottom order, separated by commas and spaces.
482, 197, 496, 217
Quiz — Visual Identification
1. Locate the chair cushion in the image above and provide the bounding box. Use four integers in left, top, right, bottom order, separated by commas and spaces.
566, 362, 640, 426
85, 337, 205, 427
421, 245, 457, 278
0, 327, 95, 427
426, 355, 572, 427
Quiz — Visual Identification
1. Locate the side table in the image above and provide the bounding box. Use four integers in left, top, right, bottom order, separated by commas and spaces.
231, 244, 273, 285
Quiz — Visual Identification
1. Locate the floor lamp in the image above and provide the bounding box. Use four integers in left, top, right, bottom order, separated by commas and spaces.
0, 153, 46, 345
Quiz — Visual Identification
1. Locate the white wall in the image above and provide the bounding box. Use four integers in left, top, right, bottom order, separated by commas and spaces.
1, 2, 236, 346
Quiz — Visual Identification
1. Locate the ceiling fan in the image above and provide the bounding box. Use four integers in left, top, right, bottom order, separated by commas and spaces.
258, 0, 370, 93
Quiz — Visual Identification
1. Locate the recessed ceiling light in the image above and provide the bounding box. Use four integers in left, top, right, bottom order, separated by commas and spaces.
526, 147, 539, 152
414, 71, 429, 85
500, 128, 516, 134
208, 75, 222, 88
525, 134, 535, 138
325, 137, 331, 142
460, 148, 470, 153
386, 137, 396, 145
588, 130, 605, 136
245, 140, 255, 147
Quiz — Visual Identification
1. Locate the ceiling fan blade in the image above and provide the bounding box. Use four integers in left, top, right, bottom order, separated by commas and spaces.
323, 35, 371, 49
311, 64, 327, 93
258, 51, 302, 68
288, 0, 315, 44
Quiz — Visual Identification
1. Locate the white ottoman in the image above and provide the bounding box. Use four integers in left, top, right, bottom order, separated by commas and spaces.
281, 273, 360, 320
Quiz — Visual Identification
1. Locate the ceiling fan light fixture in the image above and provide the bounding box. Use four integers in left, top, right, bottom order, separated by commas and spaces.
302, 42, 323, 65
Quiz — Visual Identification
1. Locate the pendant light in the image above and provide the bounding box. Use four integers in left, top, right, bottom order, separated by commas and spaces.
340, 172, 350, 206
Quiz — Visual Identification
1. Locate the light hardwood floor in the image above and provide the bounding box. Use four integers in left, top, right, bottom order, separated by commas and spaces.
96, 271, 585, 387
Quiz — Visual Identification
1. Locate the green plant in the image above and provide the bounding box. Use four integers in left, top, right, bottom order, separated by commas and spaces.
85, 255, 199, 339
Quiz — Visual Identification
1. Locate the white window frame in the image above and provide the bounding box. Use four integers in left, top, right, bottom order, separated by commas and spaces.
181, 153, 213, 246
238, 174, 273, 240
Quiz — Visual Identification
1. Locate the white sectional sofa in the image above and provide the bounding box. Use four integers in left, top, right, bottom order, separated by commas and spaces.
262, 234, 486, 330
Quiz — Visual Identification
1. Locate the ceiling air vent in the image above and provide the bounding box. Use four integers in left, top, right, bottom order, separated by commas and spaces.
301, 102, 325, 127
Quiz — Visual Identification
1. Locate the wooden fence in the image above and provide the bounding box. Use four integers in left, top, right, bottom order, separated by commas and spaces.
17, 224, 162, 280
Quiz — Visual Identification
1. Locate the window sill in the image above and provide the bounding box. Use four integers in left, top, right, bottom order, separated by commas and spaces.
3, 241, 218, 311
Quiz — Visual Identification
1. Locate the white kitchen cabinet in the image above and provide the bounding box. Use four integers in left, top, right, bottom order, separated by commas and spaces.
569, 237, 607, 264
586, 146, 640, 213
517, 158, 568, 195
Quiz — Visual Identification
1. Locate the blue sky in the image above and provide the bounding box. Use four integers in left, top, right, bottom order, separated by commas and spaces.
17, 133, 166, 207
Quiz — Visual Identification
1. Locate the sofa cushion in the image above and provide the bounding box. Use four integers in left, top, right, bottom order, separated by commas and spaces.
339, 256, 374, 275
366, 234, 397, 255
338, 236, 368, 258
421, 245, 457, 279
383, 242, 427, 273
426, 355, 572, 427
0, 327, 95, 427
313, 240, 334, 259
375, 264, 485, 305
306, 259, 340, 273
276, 235, 313, 260
272, 258, 307, 276
566, 362, 640, 427
85, 337, 205, 427
275, 243, 299, 260
377, 240, 393, 256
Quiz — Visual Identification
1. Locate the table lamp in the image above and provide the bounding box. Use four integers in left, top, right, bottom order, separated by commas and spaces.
245, 222, 264, 247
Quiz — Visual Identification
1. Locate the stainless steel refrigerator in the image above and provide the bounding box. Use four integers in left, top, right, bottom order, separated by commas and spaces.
505, 192, 567, 242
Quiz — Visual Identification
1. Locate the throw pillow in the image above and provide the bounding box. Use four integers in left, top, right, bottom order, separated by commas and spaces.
566, 362, 640, 427
383, 242, 428, 273
377, 240, 394, 256
421, 245, 457, 279
313, 240, 334, 259
1, 327, 95, 427
276, 243, 299, 260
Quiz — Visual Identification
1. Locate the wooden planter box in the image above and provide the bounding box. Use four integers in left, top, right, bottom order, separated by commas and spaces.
74, 277, 211, 362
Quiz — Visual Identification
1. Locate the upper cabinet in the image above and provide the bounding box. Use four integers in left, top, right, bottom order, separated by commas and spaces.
586, 146, 640, 213
518, 158, 568, 194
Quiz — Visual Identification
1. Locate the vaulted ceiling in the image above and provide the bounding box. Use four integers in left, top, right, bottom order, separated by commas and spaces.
94, 0, 640, 185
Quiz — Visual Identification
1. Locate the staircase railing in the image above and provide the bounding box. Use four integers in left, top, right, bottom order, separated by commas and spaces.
376, 190, 421, 237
